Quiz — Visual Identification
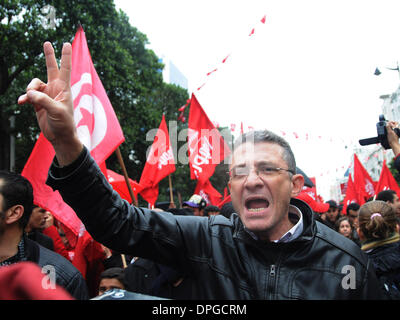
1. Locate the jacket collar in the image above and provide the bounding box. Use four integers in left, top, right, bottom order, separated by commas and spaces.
232, 197, 316, 245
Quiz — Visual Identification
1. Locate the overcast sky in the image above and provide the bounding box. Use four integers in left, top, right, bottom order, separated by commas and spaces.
114, 0, 400, 199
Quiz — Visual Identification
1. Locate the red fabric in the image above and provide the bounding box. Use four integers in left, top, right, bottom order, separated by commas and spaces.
375, 160, 400, 195
21, 134, 81, 237
217, 194, 231, 208
342, 173, 359, 214
301, 177, 317, 199
223, 187, 228, 200
42, 225, 71, 262
261, 15, 266, 24
71, 230, 105, 298
194, 180, 222, 206
0, 262, 74, 300
353, 154, 375, 203
139, 186, 159, 207
297, 177, 328, 213
106, 168, 143, 204
21, 26, 124, 237
188, 94, 231, 183
72, 231, 105, 280
139, 115, 175, 205
296, 191, 329, 213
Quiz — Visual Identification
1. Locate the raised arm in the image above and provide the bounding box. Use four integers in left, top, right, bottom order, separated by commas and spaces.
18, 42, 82, 166
387, 121, 400, 157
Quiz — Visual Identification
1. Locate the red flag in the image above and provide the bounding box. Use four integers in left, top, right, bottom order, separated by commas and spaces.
139, 186, 159, 207
22, 26, 125, 236
353, 154, 375, 203
240, 122, 244, 134
206, 68, 218, 76
222, 54, 230, 63
106, 169, 143, 204
217, 194, 231, 208
342, 173, 359, 214
375, 160, 400, 195
340, 181, 348, 195
138, 115, 175, 205
301, 177, 317, 200
195, 180, 222, 206
260, 15, 266, 24
223, 187, 228, 199
188, 94, 231, 183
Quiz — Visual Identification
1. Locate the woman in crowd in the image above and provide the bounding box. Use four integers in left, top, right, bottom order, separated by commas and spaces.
335, 216, 360, 246
357, 200, 400, 299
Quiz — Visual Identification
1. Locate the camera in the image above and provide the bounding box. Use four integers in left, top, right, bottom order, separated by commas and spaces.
359, 115, 400, 149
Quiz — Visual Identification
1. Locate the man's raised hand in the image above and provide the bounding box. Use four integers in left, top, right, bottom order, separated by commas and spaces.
18, 42, 83, 166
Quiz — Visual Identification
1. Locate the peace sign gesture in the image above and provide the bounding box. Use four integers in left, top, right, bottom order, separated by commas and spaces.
18, 42, 83, 166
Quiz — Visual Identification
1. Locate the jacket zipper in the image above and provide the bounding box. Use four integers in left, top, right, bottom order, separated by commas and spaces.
267, 264, 276, 299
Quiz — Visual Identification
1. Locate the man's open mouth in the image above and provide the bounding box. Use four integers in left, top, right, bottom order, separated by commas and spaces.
245, 198, 270, 212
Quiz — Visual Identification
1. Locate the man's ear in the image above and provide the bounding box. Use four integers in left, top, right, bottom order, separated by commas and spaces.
291, 174, 305, 197
5, 205, 24, 225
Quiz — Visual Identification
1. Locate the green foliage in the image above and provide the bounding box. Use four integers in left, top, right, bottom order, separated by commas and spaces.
388, 157, 400, 185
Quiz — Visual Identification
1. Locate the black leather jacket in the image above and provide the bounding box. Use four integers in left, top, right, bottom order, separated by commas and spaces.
47, 147, 383, 300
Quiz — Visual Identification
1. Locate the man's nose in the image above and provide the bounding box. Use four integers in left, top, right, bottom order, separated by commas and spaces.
244, 169, 263, 188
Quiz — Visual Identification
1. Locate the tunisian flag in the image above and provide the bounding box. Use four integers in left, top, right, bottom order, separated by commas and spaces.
194, 179, 222, 206
353, 154, 375, 204
375, 160, 400, 195
22, 26, 125, 236
342, 173, 359, 214
139, 115, 175, 206
188, 94, 231, 183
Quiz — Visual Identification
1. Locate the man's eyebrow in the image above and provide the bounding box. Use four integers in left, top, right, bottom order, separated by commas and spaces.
254, 160, 278, 167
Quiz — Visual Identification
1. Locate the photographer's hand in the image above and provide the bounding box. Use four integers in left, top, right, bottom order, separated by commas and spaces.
387, 121, 400, 156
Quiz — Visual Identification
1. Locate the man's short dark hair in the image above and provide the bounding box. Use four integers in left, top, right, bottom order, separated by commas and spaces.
346, 202, 360, 215
220, 202, 235, 219
100, 267, 125, 283
0, 171, 33, 229
203, 205, 220, 216
326, 200, 338, 209
233, 130, 296, 173
376, 190, 397, 203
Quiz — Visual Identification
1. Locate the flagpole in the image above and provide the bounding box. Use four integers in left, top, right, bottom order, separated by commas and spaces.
168, 175, 175, 207
115, 147, 139, 206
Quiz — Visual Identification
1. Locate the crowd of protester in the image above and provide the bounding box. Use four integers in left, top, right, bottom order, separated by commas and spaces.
3, 41, 400, 300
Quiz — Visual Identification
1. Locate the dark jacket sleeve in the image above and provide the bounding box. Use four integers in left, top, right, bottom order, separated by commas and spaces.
46, 147, 208, 270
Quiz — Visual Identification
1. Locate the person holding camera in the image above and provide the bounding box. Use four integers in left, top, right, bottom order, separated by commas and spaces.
387, 121, 400, 166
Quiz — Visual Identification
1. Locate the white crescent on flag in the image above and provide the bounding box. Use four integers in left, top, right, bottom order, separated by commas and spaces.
71, 72, 107, 151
